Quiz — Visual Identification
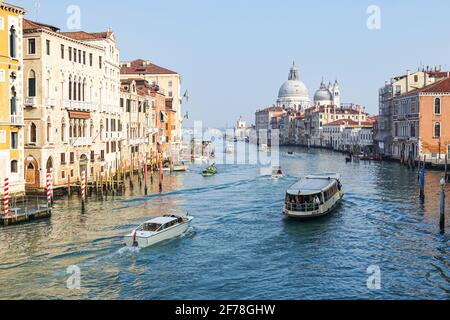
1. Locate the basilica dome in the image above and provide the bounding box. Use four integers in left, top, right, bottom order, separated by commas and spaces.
276, 62, 311, 111
314, 83, 333, 104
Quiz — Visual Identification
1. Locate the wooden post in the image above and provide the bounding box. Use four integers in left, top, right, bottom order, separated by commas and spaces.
144, 155, 148, 195
46, 171, 53, 207
67, 174, 71, 197
159, 154, 163, 192
419, 156, 425, 200
440, 177, 446, 233
446, 155, 448, 183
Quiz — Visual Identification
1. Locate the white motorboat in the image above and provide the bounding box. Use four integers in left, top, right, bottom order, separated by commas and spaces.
272, 166, 284, 179
260, 144, 270, 153
124, 214, 194, 248
284, 173, 344, 219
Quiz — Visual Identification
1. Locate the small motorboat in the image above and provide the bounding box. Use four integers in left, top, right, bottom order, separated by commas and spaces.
173, 162, 189, 172
287, 151, 294, 156
272, 166, 284, 179
202, 163, 217, 177
124, 214, 194, 248
260, 144, 270, 153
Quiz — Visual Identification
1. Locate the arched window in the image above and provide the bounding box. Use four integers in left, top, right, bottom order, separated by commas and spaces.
69, 123, 73, 138
11, 160, 18, 173
78, 82, 81, 101
30, 122, 37, 143
9, 26, 16, 58
434, 122, 441, 138
435, 97, 441, 114
28, 70, 36, 97
73, 78, 77, 101
10, 86, 17, 115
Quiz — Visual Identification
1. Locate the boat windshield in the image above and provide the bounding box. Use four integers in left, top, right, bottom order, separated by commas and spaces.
140, 223, 162, 232
285, 193, 322, 212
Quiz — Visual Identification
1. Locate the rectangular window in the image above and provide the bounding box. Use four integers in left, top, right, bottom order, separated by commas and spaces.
106, 142, 109, 154
74, 49, 77, 62
69, 47, 72, 61
62, 171, 65, 179
46, 40, 51, 55
28, 77, 36, 97
101, 150, 105, 160
91, 151, 95, 162
99, 56, 102, 69
89, 53, 93, 66
70, 152, 75, 164
28, 38, 36, 55
11, 132, 18, 149
78, 50, 81, 63
83, 51, 86, 65
61, 44, 65, 59
61, 153, 66, 164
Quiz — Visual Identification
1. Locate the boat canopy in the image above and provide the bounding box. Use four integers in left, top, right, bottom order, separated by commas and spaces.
287, 174, 341, 196
145, 217, 178, 225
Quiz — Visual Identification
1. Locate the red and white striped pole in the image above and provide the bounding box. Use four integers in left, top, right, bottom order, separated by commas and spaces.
3, 178, 9, 217
46, 171, 53, 206
81, 170, 86, 211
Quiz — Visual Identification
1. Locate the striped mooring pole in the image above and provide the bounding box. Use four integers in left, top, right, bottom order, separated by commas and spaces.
3, 178, 9, 217
144, 155, 148, 195
81, 170, 86, 212
46, 171, 53, 207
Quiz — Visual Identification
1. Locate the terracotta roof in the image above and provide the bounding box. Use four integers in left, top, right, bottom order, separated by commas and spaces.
2, 2, 26, 13
60, 31, 111, 41
121, 59, 178, 75
399, 76, 450, 97
23, 19, 59, 32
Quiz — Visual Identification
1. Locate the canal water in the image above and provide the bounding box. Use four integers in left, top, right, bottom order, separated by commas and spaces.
0, 143, 449, 300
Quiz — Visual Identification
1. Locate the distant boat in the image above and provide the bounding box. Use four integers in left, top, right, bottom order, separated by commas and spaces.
287, 151, 294, 155
202, 163, 217, 177
284, 173, 344, 219
272, 166, 284, 179
225, 145, 234, 154
173, 163, 189, 172
260, 144, 269, 153
124, 214, 194, 249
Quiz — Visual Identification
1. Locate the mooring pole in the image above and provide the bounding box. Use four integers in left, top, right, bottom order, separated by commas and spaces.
81, 171, 86, 213
144, 155, 148, 195
440, 177, 446, 233
419, 157, 425, 200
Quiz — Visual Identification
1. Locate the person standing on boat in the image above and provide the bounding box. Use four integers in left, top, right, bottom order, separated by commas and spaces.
314, 195, 321, 209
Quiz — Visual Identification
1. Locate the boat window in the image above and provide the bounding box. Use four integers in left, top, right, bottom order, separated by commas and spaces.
142, 223, 161, 232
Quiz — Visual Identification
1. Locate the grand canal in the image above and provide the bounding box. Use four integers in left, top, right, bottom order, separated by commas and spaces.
0, 144, 449, 300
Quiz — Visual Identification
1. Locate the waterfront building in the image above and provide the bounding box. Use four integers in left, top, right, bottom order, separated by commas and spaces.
391, 77, 450, 163
324, 118, 375, 153
279, 111, 298, 145
276, 62, 311, 111
0, 0, 25, 195
120, 59, 183, 157
375, 69, 448, 157
120, 79, 151, 170
234, 116, 251, 140
22, 19, 121, 190
255, 106, 286, 146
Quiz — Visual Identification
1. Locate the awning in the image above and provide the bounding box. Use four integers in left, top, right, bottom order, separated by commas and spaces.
69, 111, 91, 120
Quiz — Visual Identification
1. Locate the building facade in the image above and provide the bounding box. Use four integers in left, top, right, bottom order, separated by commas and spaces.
22, 19, 121, 189
375, 69, 448, 157
120, 59, 183, 157
0, 0, 25, 195
392, 77, 450, 163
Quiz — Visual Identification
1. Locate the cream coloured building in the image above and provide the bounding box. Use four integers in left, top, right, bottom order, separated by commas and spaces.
120, 59, 183, 155
22, 19, 121, 189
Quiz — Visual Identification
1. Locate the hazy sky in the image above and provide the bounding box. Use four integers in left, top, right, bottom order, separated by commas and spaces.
14, 0, 450, 127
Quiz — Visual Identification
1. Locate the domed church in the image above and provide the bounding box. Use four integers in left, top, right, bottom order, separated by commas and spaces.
314, 79, 341, 107
276, 62, 311, 111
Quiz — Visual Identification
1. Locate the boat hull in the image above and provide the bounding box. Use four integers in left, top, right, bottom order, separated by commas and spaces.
124, 218, 193, 248
284, 191, 344, 219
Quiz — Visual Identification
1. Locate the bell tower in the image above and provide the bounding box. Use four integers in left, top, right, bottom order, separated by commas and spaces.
333, 80, 341, 107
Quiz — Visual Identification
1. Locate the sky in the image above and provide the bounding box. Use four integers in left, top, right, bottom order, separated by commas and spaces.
13, 0, 450, 128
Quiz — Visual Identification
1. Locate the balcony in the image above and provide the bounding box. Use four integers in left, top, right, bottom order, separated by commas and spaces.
109, 132, 123, 140
70, 137, 93, 147
11, 115, 24, 126
24, 97, 37, 107
64, 100, 93, 112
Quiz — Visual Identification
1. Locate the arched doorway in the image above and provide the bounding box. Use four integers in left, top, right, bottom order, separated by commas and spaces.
79, 154, 88, 177
25, 156, 40, 188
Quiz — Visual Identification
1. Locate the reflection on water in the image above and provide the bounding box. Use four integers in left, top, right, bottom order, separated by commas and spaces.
0, 144, 449, 300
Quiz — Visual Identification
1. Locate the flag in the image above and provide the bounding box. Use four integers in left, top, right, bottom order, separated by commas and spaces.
183, 90, 190, 102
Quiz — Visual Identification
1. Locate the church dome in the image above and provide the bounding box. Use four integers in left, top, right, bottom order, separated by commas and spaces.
314, 82, 333, 103
278, 80, 309, 99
